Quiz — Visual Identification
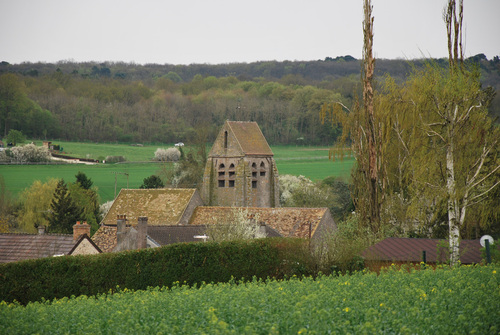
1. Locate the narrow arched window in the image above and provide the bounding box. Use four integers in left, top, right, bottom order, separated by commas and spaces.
224, 131, 228, 149
260, 161, 266, 177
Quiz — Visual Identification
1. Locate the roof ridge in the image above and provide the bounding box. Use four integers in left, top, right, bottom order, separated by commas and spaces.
226, 121, 245, 154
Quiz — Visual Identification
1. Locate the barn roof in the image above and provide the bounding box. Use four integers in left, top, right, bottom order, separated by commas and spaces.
362, 237, 487, 264
0, 233, 74, 263
101, 188, 199, 226
188, 206, 330, 239
227, 121, 273, 156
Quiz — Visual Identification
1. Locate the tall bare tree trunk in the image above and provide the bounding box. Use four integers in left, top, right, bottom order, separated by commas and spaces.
446, 121, 460, 265
445, 0, 463, 265
363, 0, 379, 228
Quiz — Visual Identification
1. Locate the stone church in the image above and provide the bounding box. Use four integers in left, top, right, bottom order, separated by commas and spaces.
201, 121, 280, 207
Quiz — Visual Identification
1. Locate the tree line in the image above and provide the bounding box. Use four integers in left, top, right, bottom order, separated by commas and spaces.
1, 56, 498, 147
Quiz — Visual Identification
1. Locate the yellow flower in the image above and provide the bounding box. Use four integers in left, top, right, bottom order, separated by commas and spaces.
379, 303, 384, 307
493, 270, 497, 274
343, 307, 350, 312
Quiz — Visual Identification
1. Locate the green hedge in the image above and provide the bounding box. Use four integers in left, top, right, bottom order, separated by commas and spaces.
0, 238, 313, 304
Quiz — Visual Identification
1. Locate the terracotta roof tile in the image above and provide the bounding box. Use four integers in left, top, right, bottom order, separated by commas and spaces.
0, 233, 74, 263
101, 188, 198, 226
227, 121, 273, 156
91, 225, 117, 253
188, 206, 328, 239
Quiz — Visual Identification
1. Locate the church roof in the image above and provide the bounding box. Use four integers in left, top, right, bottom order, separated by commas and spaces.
100, 188, 199, 226
227, 121, 273, 156
188, 206, 331, 239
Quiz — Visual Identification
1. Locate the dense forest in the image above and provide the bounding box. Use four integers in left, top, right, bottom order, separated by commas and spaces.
1, 55, 499, 146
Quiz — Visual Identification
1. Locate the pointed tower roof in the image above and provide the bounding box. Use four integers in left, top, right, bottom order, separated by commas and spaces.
224, 121, 273, 156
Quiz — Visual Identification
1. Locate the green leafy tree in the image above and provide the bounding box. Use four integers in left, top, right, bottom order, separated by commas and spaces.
6, 129, 25, 146
0, 73, 24, 137
17, 179, 59, 233
46, 180, 83, 234
140, 175, 164, 189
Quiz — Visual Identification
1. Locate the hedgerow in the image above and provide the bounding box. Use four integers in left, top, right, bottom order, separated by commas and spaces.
0, 238, 312, 304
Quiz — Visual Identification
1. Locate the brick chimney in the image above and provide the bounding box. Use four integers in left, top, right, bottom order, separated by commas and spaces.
73, 221, 91, 241
116, 215, 127, 246
137, 216, 148, 249
38, 225, 46, 235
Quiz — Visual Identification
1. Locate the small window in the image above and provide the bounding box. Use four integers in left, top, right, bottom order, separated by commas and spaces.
260, 171, 266, 177
218, 180, 225, 187
229, 171, 235, 177
252, 172, 257, 178
260, 161, 265, 168
219, 163, 225, 170
224, 131, 228, 149
218, 171, 225, 177
252, 180, 257, 188
229, 180, 235, 187
229, 163, 235, 170
251, 163, 257, 169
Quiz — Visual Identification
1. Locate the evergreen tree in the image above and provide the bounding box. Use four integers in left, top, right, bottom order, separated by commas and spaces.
46, 179, 83, 234
75, 171, 93, 190
140, 175, 164, 189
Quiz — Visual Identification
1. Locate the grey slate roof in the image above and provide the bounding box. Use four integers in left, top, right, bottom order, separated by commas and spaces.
0, 233, 75, 263
147, 225, 208, 245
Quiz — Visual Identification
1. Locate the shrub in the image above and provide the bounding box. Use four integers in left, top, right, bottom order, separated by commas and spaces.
205, 208, 266, 242
154, 147, 180, 162
105, 155, 126, 163
312, 214, 374, 274
3, 144, 51, 163
99, 200, 114, 220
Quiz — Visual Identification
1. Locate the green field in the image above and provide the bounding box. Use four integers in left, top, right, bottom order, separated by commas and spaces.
0, 143, 354, 203
1, 265, 498, 334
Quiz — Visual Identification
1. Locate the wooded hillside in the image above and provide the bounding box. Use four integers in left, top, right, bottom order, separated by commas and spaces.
1, 56, 499, 145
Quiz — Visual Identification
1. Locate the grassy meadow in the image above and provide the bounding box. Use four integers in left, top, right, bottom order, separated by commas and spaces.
0, 141, 354, 203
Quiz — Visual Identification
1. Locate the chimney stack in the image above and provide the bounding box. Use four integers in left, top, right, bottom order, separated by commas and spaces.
137, 216, 148, 249
38, 225, 46, 235
116, 215, 127, 246
73, 221, 91, 241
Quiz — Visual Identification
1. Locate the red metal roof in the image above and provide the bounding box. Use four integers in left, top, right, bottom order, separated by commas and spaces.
362, 237, 487, 264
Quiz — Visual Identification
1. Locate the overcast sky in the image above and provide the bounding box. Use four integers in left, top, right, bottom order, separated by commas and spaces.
1, 0, 498, 65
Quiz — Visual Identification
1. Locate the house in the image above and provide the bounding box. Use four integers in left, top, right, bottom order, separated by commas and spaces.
201, 121, 280, 208
188, 206, 336, 242
0, 222, 101, 263
362, 237, 488, 271
100, 188, 203, 226
93, 188, 203, 252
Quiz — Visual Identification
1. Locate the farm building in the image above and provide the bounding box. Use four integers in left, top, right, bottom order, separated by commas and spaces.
362, 237, 490, 271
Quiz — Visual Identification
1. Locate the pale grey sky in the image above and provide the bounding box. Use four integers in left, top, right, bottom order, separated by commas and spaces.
0, 0, 498, 65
